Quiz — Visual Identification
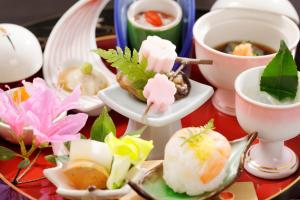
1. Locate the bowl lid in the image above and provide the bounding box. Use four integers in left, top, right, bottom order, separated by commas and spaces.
211, 0, 299, 24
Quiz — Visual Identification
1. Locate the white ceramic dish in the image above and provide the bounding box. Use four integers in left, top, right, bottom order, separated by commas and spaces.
43, 0, 115, 116
193, 8, 300, 116
98, 80, 214, 159
44, 162, 131, 200
235, 66, 300, 179
0, 23, 43, 83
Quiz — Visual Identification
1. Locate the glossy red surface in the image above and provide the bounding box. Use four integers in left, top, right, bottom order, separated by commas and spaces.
0, 36, 299, 200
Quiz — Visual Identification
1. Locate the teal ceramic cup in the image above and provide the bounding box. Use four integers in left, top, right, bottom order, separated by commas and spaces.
127, 0, 182, 51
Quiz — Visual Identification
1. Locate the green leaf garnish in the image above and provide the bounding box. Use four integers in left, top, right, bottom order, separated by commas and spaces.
260, 40, 298, 101
94, 47, 155, 90
18, 158, 30, 169
90, 106, 116, 142
181, 119, 215, 146
0, 146, 17, 160
125, 126, 148, 137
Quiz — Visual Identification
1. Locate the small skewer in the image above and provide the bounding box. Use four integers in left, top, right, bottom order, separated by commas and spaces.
0, 27, 15, 50
175, 57, 213, 65
142, 102, 153, 122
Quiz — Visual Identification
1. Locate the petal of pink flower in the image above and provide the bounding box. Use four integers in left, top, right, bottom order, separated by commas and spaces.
143, 74, 176, 113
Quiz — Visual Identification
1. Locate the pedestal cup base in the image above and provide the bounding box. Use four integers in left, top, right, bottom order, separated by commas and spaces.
126, 119, 182, 160
244, 144, 299, 179
212, 89, 236, 116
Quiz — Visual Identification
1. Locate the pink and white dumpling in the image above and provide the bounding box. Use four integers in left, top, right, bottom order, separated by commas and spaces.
139, 36, 177, 73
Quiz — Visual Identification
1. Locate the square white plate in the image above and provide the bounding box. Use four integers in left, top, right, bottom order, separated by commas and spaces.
98, 80, 214, 127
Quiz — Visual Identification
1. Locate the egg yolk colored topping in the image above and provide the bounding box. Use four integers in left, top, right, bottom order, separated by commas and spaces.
187, 134, 215, 162
12, 87, 29, 104
232, 43, 254, 56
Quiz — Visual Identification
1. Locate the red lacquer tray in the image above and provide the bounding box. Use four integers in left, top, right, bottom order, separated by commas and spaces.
0, 36, 299, 200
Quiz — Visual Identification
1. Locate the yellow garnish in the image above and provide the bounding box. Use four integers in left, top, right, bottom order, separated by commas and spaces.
188, 135, 215, 162
180, 119, 216, 162
12, 87, 29, 104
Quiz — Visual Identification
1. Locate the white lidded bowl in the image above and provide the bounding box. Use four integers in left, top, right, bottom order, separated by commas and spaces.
0, 24, 43, 83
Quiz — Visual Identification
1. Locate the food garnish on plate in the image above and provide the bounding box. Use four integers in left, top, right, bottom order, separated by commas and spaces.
135, 10, 175, 28
245, 40, 299, 105
58, 62, 109, 96
163, 119, 231, 196
95, 36, 211, 113
47, 107, 153, 190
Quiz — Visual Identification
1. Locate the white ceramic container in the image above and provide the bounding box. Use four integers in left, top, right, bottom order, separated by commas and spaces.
0, 24, 43, 83
235, 66, 300, 179
193, 1, 300, 116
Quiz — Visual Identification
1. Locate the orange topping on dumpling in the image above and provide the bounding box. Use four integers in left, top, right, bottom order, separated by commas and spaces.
232, 43, 254, 56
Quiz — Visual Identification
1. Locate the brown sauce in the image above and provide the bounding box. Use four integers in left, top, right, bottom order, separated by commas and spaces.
214, 41, 276, 56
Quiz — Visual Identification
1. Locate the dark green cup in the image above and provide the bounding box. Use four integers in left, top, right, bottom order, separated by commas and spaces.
127, 0, 182, 51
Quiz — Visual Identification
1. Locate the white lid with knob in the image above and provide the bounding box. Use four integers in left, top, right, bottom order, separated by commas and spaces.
211, 0, 299, 25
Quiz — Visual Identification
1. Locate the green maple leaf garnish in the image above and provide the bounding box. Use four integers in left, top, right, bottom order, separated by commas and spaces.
260, 40, 298, 101
94, 47, 155, 90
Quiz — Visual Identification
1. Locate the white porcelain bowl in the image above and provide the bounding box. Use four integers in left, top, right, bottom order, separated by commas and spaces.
235, 66, 300, 179
193, 8, 300, 116
0, 23, 43, 83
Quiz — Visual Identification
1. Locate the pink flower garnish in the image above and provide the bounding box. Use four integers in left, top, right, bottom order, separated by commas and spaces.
0, 90, 26, 138
0, 78, 87, 144
139, 36, 177, 73
143, 74, 176, 112
20, 78, 87, 144
21, 78, 81, 118
26, 111, 88, 144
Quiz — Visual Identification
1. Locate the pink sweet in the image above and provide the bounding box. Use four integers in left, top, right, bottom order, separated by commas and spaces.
139, 36, 177, 73
143, 74, 176, 112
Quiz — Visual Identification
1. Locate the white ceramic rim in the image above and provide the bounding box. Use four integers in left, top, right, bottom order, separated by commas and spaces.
193, 9, 300, 60
127, 0, 182, 31
235, 66, 300, 109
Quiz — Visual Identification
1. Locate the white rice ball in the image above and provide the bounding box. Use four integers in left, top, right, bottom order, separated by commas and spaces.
163, 127, 231, 196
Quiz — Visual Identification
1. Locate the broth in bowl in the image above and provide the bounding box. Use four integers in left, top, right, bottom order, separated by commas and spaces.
214, 41, 276, 56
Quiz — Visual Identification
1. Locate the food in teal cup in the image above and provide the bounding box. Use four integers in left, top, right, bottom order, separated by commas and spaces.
127, 0, 182, 51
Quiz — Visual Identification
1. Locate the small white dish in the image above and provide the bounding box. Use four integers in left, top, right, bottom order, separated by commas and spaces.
44, 163, 131, 200
43, 0, 115, 116
98, 80, 214, 159
0, 23, 43, 83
